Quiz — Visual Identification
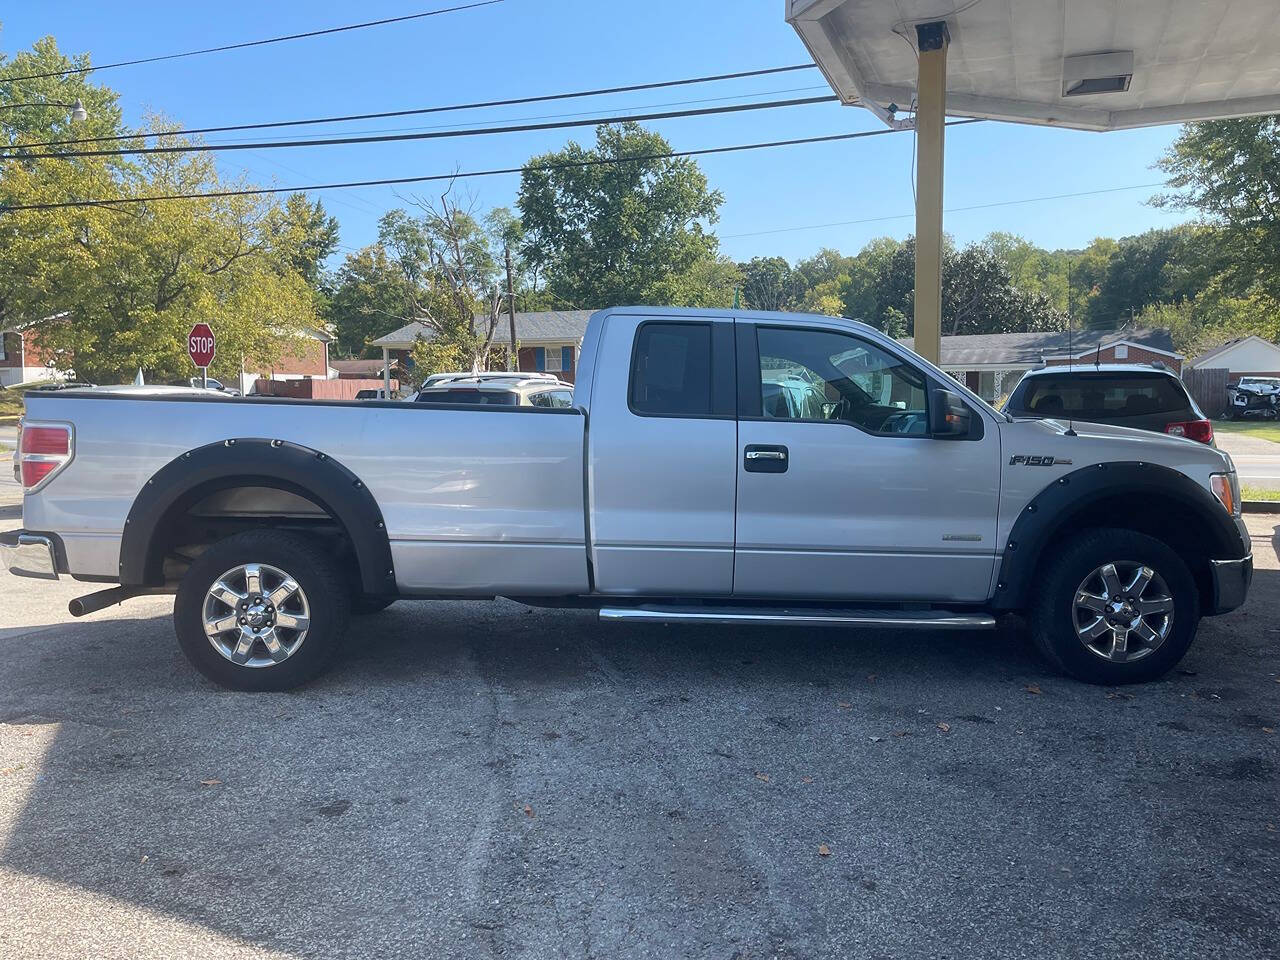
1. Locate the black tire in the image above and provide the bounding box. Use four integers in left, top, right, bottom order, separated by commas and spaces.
352, 595, 397, 616
173, 530, 351, 691
1030, 528, 1200, 685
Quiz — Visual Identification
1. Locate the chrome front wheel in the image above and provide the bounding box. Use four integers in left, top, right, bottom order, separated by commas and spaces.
1071, 561, 1174, 663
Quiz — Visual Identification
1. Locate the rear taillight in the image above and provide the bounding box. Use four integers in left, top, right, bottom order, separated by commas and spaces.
18, 422, 73, 491
1165, 419, 1214, 444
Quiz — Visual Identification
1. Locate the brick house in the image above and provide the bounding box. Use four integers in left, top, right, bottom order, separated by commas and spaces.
241, 328, 336, 394
370, 310, 592, 386
901, 328, 1183, 404
0, 318, 68, 386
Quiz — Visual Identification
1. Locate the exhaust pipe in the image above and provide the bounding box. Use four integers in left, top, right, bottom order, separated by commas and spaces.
68, 586, 166, 617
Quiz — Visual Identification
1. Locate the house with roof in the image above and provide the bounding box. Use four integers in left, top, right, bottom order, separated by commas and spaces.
902, 328, 1183, 404
370, 310, 594, 384
0, 321, 64, 387
1188, 335, 1280, 384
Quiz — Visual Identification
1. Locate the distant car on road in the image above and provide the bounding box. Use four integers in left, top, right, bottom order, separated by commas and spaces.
414, 374, 574, 408
187, 377, 240, 396
1004, 365, 1214, 444
354, 388, 396, 401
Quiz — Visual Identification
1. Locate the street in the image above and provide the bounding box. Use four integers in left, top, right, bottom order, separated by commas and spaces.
1, 499, 1277, 958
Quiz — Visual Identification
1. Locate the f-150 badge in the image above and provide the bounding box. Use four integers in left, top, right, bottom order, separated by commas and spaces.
1009, 455, 1071, 466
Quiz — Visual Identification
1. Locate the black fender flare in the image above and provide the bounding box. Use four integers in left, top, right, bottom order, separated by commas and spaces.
120, 438, 394, 593
992, 460, 1247, 610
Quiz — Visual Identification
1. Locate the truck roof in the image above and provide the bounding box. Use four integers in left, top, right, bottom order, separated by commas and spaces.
603, 305, 881, 335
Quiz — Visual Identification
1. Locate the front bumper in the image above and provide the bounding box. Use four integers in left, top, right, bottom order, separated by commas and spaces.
0, 529, 60, 580
1208, 554, 1252, 615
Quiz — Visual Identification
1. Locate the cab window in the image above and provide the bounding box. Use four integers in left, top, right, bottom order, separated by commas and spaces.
630, 322, 713, 417
755, 327, 929, 436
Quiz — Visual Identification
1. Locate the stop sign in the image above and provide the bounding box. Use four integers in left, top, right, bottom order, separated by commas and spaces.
188, 323, 216, 368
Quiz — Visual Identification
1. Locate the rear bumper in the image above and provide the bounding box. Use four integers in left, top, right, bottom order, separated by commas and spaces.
1208, 554, 1252, 615
0, 529, 60, 580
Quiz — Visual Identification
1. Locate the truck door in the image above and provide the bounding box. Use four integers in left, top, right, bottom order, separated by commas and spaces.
586, 313, 738, 595
732, 321, 1001, 602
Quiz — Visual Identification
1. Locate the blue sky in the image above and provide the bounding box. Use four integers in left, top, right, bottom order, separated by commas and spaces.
4, 0, 1193, 264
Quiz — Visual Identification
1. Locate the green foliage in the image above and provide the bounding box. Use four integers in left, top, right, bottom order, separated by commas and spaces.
266, 193, 339, 286
327, 243, 409, 357
1156, 117, 1280, 302
518, 122, 731, 308
0, 38, 320, 384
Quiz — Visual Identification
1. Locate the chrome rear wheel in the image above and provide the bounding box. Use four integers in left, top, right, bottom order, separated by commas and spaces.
202, 562, 312, 668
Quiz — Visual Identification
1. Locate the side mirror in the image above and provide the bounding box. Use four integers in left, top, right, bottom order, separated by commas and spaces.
930, 388, 972, 439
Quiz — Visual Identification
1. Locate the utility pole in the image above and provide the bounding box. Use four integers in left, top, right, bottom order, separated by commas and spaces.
504, 244, 519, 372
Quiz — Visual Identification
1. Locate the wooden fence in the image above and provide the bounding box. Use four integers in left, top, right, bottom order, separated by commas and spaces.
1183, 366, 1229, 418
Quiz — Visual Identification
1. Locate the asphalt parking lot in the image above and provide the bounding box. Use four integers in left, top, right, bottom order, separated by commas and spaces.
1, 487, 1278, 959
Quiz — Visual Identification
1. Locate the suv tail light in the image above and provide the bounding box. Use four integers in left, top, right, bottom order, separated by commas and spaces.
18, 422, 74, 491
1165, 419, 1214, 444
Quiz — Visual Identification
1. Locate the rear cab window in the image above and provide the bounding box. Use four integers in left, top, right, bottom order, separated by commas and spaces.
629, 322, 714, 417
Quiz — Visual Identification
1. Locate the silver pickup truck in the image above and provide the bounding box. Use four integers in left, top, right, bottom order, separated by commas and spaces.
3, 307, 1252, 691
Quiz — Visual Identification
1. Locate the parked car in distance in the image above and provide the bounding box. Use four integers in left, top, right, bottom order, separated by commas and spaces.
414, 374, 574, 408
188, 377, 240, 396
354, 388, 395, 400
1225, 376, 1280, 420
1004, 365, 1214, 444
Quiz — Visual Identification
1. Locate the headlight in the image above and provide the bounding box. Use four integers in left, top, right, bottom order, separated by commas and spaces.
1211, 472, 1241, 516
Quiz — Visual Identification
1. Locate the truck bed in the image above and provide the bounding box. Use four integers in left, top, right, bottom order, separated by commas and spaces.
20, 391, 590, 595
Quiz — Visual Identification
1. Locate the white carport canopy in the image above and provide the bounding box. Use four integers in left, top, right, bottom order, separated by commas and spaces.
786, 0, 1280, 366
787, 0, 1280, 130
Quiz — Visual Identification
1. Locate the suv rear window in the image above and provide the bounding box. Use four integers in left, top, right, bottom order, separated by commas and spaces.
1011, 375, 1188, 419
417, 389, 518, 405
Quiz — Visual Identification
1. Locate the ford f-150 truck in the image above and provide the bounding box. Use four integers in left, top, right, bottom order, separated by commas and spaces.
2, 308, 1252, 691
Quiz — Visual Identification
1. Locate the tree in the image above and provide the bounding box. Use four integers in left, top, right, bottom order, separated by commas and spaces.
328, 244, 409, 357
0, 40, 318, 384
518, 122, 731, 308
266, 193, 339, 286
1156, 117, 1280, 302
1083, 227, 1214, 329
738, 256, 797, 312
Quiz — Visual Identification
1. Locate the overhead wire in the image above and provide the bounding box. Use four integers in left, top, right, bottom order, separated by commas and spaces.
1, 94, 842, 160
0, 1, 504, 82
12, 64, 823, 150
719, 182, 1167, 239
0, 121, 986, 212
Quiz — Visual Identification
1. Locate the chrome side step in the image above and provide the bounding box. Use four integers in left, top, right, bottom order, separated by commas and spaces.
598, 605, 996, 630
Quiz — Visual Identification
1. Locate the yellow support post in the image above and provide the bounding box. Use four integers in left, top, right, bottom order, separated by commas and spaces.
913, 20, 949, 366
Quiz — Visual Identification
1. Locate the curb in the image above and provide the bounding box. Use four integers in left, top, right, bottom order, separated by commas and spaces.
1242, 500, 1280, 514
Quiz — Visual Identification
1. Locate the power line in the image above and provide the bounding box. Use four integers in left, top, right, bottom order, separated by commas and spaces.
0, 120, 984, 213
1, 1, 504, 82
3, 95, 842, 160
719, 182, 1167, 239
14, 64, 823, 150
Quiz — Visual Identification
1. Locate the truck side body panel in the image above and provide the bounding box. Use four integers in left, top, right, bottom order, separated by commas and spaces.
21, 395, 590, 595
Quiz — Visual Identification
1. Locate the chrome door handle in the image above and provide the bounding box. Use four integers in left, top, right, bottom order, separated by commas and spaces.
743, 444, 788, 473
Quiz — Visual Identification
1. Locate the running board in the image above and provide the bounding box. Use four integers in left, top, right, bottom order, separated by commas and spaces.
598, 605, 996, 629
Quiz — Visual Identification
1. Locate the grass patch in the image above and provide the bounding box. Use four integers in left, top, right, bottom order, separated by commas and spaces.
1213, 418, 1280, 444
1242, 485, 1280, 502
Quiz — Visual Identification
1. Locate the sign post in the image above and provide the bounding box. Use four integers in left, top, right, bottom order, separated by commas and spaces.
188, 322, 216, 388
